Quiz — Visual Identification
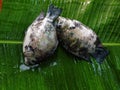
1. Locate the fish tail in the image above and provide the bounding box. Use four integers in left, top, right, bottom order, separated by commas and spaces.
92, 47, 109, 63
46, 4, 62, 21
91, 38, 109, 63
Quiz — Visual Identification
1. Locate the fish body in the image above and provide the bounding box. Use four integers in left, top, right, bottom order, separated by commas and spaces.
23, 5, 62, 65
56, 16, 109, 63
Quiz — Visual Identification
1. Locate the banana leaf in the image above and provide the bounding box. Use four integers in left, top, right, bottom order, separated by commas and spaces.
0, 0, 120, 90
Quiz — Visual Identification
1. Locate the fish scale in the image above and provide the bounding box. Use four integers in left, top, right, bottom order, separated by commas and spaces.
57, 16, 109, 63
23, 5, 62, 65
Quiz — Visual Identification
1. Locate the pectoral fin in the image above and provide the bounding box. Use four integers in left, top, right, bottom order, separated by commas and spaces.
78, 48, 91, 63
79, 53, 91, 63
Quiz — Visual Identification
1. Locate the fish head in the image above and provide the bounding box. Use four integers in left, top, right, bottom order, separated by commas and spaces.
57, 17, 75, 30
23, 46, 38, 66
57, 17, 69, 30
24, 52, 38, 65
24, 57, 37, 66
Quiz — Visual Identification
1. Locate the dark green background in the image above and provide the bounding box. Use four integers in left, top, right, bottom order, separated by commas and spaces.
0, 0, 120, 90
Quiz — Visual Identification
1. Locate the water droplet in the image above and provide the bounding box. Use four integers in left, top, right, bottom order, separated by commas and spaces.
92, 63, 96, 74
50, 62, 57, 66
19, 64, 30, 71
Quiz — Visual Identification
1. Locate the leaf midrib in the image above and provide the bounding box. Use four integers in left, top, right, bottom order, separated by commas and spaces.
0, 40, 120, 46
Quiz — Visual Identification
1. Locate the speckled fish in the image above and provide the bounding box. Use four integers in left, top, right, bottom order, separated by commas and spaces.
56, 16, 109, 63
23, 5, 62, 65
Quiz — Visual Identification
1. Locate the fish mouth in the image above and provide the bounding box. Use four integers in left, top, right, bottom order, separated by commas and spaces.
56, 24, 61, 29
24, 57, 39, 66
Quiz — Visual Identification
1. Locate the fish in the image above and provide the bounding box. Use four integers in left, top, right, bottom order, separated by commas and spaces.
56, 16, 109, 63
23, 5, 62, 65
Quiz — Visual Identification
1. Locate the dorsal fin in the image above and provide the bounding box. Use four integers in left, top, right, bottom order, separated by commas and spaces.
37, 12, 45, 21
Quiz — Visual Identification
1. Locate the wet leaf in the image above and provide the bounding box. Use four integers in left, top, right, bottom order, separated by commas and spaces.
0, 0, 120, 90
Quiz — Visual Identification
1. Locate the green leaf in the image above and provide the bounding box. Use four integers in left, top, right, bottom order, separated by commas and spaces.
0, 0, 120, 90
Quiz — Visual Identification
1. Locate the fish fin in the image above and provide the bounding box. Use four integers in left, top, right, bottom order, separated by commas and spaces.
79, 53, 91, 63
91, 47, 109, 63
46, 4, 62, 21
73, 20, 81, 27
92, 37, 109, 63
37, 12, 45, 21
78, 48, 92, 63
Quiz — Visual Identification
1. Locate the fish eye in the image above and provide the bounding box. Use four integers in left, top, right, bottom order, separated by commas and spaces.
58, 21, 63, 25
69, 26, 75, 29
59, 21, 63, 24
57, 21, 63, 28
